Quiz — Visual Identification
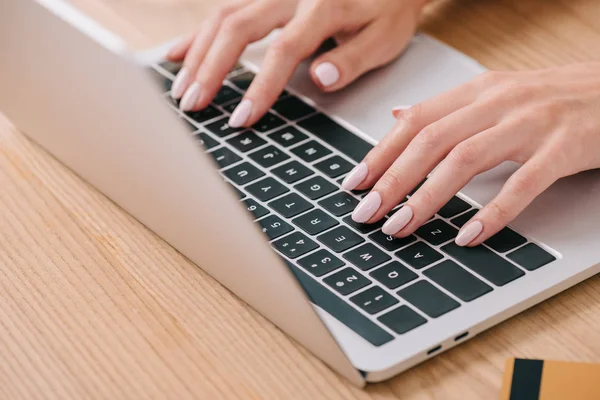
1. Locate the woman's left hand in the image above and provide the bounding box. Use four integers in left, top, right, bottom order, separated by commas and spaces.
343, 62, 600, 247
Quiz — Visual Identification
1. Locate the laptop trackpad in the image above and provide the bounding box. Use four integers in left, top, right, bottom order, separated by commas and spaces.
243, 33, 485, 142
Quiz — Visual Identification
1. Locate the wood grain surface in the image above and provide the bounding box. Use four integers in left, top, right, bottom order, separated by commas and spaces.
1, 0, 600, 399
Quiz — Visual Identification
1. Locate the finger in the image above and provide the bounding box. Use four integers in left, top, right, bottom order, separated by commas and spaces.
456, 154, 559, 247
341, 79, 482, 193
382, 122, 520, 236
170, 0, 250, 100
166, 32, 196, 61
351, 99, 499, 224
309, 20, 412, 92
229, 6, 339, 127
180, 0, 295, 112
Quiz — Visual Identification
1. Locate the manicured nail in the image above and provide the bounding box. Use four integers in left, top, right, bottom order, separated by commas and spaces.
315, 62, 340, 87
342, 163, 368, 191
392, 105, 412, 113
456, 221, 483, 247
229, 99, 253, 128
180, 82, 201, 111
171, 67, 190, 99
352, 192, 382, 223
382, 206, 414, 235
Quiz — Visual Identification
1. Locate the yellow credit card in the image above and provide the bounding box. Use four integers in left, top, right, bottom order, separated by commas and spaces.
500, 358, 600, 400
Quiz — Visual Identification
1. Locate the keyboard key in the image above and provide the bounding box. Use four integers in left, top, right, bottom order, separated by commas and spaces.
370, 261, 417, 289
291, 141, 332, 162
185, 105, 223, 124
248, 145, 290, 168
319, 192, 359, 217
272, 161, 314, 184
229, 71, 254, 90
378, 306, 427, 335
196, 132, 219, 150
315, 156, 354, 178
343, 216, 385, 235
253, 113, 286, 133
415, 219, 459, 246
243, 198, 269, 219
227, 131, 267, 153
350, 286, 398, 315
272, 232, 318, 259
450, 209, 478, 228
298, 249, 345, 277
485, 227, 527, 253
288, 262, 393, 346
245, 177, 289, 202
272, 96, 316, 121
424, 260, 493, 302
438, 196, 471, 219
369, 230, 417, 252
227, 183, 245, 199
293, 209, 338, 235
318, 226, 364, 253
181, 117, 199, 132
213, 84, 241, 105
324, 268, 371, 295
396, 242, 444, 270
223, 162, 264, 185
441, 242, 525, 286
205, 117, 244, 138
222, 101, 240, 114
268, 193, 313, 218
257, 215, 293, 240
507, 243, 556, 271
398, 280, 460, 318
344, 243, 391, 271
297, 114, 373, 163
268, 126, 308, 147
209, 147, 242, 169
295, 176, 337, 200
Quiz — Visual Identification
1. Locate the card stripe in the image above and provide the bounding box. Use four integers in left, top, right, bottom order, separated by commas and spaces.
509, 359, 544, 400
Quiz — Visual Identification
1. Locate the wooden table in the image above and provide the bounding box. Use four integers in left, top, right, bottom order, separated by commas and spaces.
1, 1, 600, 399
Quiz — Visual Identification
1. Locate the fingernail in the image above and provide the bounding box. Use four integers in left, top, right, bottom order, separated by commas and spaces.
352, 192, 382, 223
229, 99, 253, 128
342, 163, 368, 191
456, 221, 483, 247
180, 82, 201, 111
171, 67, 190, 99
315, 62, 340, 87
382, 206, 414, 235
392, 105, 412, 113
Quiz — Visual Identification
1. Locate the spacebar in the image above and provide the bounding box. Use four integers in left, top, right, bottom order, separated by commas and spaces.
285, 261, 394, 347
297, 113, 373, 163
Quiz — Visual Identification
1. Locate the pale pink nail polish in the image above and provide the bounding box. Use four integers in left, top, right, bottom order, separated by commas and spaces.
382, 206, 414, 235
342, 163, 368, 191
171, 67, 190, 99
180, 82, 201, 111
315, 62, 340, 87
229, 99, 253, 128
456, 221, 483, 247
392, 105, 412, 113
352, 192, 382, 223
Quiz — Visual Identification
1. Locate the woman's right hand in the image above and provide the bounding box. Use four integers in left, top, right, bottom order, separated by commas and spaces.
166, 0, 429, 128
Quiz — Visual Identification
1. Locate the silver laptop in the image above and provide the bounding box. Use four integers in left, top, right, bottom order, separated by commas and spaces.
2, 0, 599, 387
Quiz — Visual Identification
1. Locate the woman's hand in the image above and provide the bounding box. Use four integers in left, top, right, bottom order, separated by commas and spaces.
344, 63, 600, 246
166, 0, 428, 127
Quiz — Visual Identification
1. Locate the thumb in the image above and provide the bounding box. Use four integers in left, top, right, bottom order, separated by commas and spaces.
309, 22, 413, 92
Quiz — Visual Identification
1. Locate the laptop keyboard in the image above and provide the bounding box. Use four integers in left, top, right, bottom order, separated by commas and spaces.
149, 62, 557, 346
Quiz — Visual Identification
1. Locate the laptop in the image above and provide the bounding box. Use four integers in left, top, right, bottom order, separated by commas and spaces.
2, 0, 599, 387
